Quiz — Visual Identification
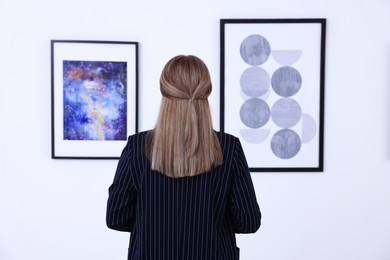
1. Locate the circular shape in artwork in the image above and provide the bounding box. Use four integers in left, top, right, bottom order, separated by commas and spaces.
270, 129, 301, 159
240, 66, 271, 98
240, 128, 270, 144
240, 34, 271, 66
272, 50, 302, 66
271, 66, 302, 97
271, 98, 302, 128
240, 98, 270, 129
301, 113, 317, 143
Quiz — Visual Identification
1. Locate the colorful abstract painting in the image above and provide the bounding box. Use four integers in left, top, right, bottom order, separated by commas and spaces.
63, 60, 127, 141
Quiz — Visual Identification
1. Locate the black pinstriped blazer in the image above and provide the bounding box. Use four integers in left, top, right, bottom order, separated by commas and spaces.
106, 131, 261, 260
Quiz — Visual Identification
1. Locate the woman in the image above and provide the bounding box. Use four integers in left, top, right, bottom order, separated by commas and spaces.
106, 55, 261, 260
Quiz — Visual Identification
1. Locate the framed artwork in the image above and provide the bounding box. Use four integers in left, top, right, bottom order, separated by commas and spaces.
220, 19, 326, 172
51, 40, 138, 159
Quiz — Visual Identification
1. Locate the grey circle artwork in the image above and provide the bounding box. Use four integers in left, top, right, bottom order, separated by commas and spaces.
301, 113, 317, 143
272, 50, 302, 66
240, 34, 271, 66
240, 128, 270, 144
271, 98, 302, 128
240, 98, 270, 129
271, 66, 302, 97
270, 129, 301, 159
240, 67, 271, 97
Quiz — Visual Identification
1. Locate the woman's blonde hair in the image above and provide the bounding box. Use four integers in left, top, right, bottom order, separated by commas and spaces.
146, 55, 223, 178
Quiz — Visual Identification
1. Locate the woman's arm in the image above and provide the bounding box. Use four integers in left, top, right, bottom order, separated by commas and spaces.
228, 138, 261, 234
106, 141, 137, 232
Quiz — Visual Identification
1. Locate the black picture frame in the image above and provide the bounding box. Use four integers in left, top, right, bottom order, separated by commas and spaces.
51, 40, 139, 159
220, 19, 326, 172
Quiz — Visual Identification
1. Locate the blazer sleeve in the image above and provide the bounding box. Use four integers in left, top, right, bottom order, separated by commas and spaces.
228, 137, 261, 234
106, 139, 137, 232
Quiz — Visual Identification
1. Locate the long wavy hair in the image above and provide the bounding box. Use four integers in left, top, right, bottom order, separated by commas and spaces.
146, 55, 223, 178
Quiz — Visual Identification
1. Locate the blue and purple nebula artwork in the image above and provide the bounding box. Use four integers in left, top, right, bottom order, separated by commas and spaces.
63, 60, 127, 141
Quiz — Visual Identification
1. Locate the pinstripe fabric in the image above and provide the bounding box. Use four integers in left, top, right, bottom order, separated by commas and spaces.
107, 131, 261, 260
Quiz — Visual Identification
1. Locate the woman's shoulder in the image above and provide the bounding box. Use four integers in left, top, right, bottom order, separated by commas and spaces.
214, 131, 239, 143
124, 131, 152, 150
127, 130, 151, 140
214, 131, 242, 153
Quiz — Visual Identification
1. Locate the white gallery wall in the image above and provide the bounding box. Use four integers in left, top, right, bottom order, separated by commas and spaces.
1, 0, 390, 259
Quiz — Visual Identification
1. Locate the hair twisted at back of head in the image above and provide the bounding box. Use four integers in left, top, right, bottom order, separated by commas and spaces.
146, 55, 223, 177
